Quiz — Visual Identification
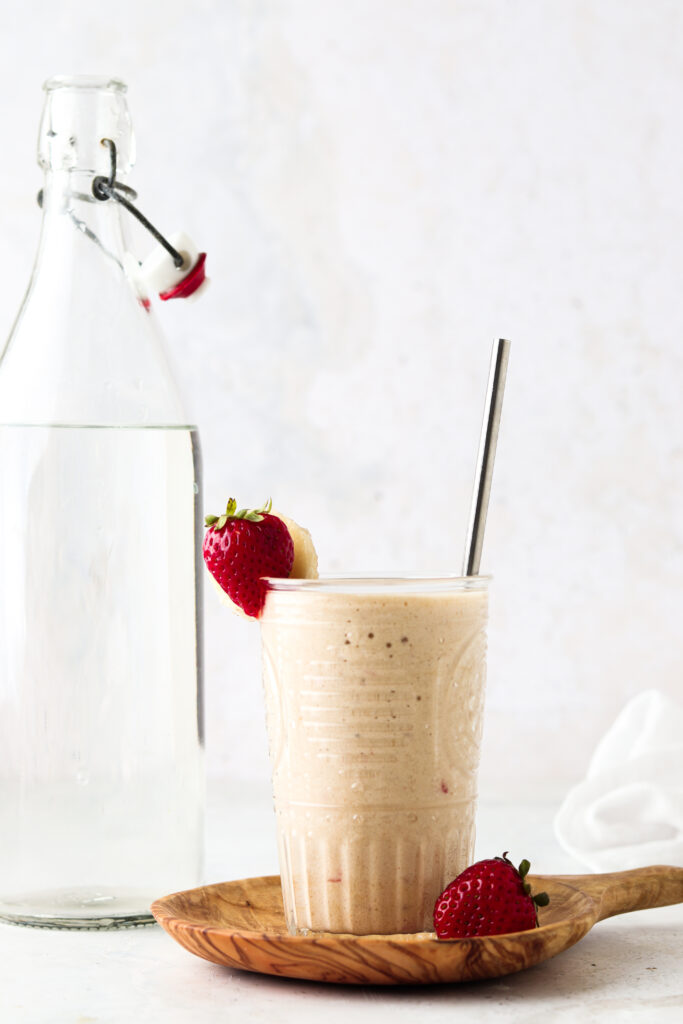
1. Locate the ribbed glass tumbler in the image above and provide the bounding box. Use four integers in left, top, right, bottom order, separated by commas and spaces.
260, 575, 489, 935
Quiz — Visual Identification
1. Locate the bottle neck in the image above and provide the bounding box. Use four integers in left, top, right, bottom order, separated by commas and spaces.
38, 77, 134, 177
0, 76, 190, 429
36, 78, 135, 267
38, 168, 129, 270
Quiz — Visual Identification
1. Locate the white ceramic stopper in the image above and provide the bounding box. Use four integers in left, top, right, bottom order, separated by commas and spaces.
139, 230, 209, 300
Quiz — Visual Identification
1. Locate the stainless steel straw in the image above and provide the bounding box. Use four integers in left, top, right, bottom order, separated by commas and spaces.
462, 338, 511, 576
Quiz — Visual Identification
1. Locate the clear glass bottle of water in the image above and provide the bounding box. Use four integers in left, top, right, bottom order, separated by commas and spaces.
0, 76, 204, 928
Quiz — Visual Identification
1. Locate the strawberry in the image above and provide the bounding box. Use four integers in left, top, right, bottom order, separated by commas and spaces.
203, 498, 294, 618
433, 853, 550, 939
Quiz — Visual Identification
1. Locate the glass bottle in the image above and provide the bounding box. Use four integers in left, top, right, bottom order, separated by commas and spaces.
0, 76, 204, 928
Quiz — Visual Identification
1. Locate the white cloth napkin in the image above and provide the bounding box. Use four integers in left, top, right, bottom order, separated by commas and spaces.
554, 690, 683, 871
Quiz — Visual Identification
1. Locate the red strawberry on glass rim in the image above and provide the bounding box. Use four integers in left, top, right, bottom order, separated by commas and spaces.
433, 853, 550, 939
203, 498, 294, 618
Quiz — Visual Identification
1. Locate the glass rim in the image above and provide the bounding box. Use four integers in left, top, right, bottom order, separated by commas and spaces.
43, 75, 127, 93
264, 572, 491, 594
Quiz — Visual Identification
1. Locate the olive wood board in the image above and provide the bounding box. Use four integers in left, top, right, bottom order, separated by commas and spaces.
151, 866, 683, 986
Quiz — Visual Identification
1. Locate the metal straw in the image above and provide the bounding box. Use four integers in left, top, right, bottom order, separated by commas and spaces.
462, 338, 511, 576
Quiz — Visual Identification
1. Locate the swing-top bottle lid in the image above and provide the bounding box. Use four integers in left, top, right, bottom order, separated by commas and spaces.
37, 77, 208, 304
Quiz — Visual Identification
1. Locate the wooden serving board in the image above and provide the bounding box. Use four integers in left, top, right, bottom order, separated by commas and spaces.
151, 866, 683, 986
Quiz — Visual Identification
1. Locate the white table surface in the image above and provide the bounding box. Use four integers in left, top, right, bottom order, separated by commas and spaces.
2, 781, 682, 1023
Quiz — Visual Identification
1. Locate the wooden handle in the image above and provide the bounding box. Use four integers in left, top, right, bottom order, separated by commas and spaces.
542, 865, 683, 922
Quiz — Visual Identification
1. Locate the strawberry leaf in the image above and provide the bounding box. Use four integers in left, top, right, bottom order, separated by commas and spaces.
234, 497, 272, 522
205, 496, 272, 528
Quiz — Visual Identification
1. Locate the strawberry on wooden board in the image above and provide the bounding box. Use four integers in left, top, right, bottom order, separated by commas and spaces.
433, 853, 550, 939
203, 498, 294, 618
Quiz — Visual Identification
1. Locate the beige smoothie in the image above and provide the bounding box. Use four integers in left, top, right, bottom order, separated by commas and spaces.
260, 576, 489, 935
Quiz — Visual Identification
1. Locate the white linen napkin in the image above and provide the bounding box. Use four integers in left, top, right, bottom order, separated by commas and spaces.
554, 690, 683, 871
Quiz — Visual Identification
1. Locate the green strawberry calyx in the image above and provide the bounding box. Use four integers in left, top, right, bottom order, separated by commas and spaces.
499, 852, 550, 922
205, 497, 272, 531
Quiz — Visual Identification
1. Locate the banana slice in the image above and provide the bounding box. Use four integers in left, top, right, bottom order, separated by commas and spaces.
210, 575, 250, 618
272, 511, 319, 579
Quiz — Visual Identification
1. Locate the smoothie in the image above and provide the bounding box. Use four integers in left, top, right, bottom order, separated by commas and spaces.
260, 576, 489, 935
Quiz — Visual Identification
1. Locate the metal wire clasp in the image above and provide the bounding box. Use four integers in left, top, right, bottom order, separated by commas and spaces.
92, 139, 185, 269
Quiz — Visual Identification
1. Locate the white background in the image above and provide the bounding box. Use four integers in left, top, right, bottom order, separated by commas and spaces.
0, 0, 682, 799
